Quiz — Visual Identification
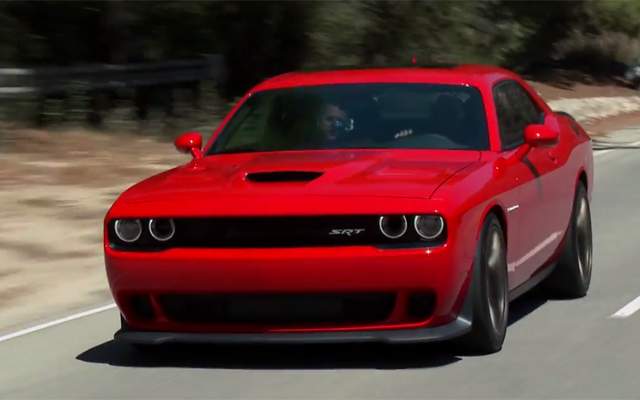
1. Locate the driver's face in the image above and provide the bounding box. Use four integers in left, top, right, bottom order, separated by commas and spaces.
320, 104, 348, 140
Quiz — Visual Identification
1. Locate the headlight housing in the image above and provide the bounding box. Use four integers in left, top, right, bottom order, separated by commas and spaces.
110, 218, 177, 248
413, 215, 445, 240
113, 219, 143, 243
378, 215, 408, 239
377, 214, 446, 244
148, 218, 176, 242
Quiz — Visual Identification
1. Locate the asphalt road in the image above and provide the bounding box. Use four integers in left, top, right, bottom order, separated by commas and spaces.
2, 138, 640, 399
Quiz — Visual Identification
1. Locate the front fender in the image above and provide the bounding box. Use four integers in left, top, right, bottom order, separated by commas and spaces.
428, 157, 513, 262
457, 200, 507, 260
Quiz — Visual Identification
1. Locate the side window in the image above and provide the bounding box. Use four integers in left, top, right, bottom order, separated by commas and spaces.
509, 82, 542, 128
494, 85, 521, 149
493, 81, 543, 150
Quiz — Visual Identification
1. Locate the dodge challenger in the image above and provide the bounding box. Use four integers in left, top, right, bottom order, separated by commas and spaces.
105, 63, 594, 355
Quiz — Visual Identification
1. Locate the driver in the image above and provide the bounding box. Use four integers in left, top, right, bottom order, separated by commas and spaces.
318, 101, 412, 145
319, 102, 350, 142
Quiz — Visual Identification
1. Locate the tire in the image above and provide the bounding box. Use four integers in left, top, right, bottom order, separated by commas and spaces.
456, 212, 509, 355
542, 181, 592, 298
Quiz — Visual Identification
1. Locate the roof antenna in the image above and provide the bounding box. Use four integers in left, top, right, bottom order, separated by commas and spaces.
412, 56, 417, 64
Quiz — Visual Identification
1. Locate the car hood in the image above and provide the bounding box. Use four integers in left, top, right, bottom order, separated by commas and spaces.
119, 149, 481, 203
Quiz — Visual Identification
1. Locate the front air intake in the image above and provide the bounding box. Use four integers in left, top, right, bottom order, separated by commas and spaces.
245, 171, 323, 183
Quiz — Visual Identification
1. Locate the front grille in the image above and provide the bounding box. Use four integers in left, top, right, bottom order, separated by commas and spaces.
157, 292, 397, 325
128, 294, 155, 320
109, 215, 446, 250
175, 216, 381, 248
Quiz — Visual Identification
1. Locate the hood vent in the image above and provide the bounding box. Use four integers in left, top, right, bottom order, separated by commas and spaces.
245, 171, 324, 183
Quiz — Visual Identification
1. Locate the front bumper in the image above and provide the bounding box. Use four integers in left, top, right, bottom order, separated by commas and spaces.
114, 289, 473, 345
106, 244, 473, 339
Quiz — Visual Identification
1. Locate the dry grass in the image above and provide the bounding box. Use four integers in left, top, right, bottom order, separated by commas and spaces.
554, 30, 640, 69
0, 286, 32, 308
0, 128, 189, 330
528, 79, 640, 101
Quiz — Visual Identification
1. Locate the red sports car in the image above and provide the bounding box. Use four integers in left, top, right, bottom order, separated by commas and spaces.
105, 63, 594, 355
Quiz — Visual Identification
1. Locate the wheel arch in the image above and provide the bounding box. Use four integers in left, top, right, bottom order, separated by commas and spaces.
556, 168, 589, 248
577, 168, 588, 192
477, 201, 508, 248
575, 165, 591, 202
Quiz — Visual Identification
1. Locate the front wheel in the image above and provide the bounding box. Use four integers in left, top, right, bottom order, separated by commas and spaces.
542, 181, 592, 298
455, 212, 509, 355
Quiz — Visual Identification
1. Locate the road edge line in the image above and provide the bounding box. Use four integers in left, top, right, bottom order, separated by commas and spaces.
0, 303, 116, 343
610, 296, 640, 318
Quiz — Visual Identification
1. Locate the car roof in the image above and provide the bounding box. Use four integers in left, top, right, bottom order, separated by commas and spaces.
252, 63, 520, 93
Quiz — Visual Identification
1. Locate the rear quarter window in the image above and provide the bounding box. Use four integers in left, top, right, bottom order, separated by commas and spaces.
555, 111, 582, 137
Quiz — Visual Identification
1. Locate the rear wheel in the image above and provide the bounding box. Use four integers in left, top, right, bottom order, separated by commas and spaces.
542, 181, 592, 298
456, 213, 509, 354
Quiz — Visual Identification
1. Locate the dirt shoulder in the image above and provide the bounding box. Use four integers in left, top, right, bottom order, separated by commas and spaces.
526, 69, 640, 101
528, 80, 639, 102
0, 130, 186, 332
527, 72, 640, 138
1, 81, 640, 332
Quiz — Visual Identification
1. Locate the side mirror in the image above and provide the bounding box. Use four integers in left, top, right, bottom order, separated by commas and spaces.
524, 124, 559, 148
174, 132, 203, 158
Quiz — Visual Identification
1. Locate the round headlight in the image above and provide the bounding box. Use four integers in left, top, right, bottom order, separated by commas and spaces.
149, 218, 176, 242
379, 215, 408, 239
114, 219, 142, 243
414, 215, 444, 240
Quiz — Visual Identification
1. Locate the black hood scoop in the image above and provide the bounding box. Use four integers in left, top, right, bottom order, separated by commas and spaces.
245, 171, 324, 183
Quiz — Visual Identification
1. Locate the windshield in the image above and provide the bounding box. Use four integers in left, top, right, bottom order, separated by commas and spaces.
206, 83, 490, 155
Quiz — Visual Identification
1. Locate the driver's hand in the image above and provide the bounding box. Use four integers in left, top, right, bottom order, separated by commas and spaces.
394, 129, 413, 139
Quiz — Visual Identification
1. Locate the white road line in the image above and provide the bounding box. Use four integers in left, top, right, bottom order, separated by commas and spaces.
610, 296, 640, 318
0, 303, 116, 343
0, 137, 638, 345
